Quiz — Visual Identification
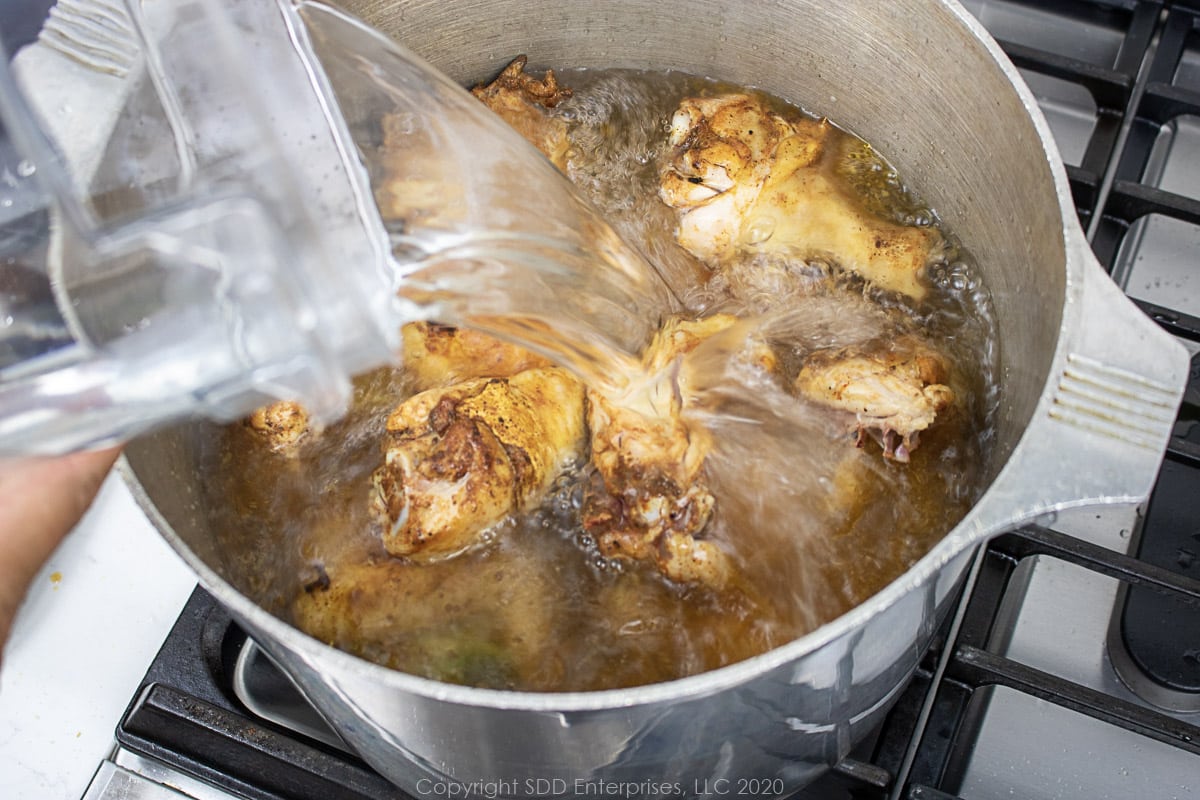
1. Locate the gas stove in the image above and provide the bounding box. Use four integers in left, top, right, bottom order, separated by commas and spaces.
7, 1, 1200, 799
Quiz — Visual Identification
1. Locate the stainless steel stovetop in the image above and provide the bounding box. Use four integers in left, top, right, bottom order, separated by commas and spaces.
79, 1, 1200, 798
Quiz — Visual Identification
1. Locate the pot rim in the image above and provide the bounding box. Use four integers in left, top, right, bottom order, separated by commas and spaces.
123, 0, 1077, 713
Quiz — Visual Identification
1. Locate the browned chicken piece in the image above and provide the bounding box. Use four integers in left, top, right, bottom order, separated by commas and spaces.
291, 550, 561, 689
795, 336, 955, 462
401, 321, 552, 390
584, 314, 760, 589
373, 56, 572, 225
245, 401, 312, 454
470, 55, 573, 170
659, 94, 941, 300
369, 367, 586, 561
371, 109, 463, 229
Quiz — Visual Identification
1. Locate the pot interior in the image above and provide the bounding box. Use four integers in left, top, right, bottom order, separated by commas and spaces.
124, 0, 1066, 662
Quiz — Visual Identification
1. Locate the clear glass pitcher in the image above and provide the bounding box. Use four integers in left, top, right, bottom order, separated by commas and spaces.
0, 0, 667, 455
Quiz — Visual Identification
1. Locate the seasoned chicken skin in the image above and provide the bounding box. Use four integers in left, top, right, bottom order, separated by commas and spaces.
388, 311, 767, 587
471, 55, 573, 170
401, 321, 552, 390
584, 314, 753, 588
245, 401, 311, 455
369, 368, 585, 561
292, 551, 561, 689
795, 336, 955, 462
659, 94, 940, 300
395, 312, 757, 588
375, 56, 572, 226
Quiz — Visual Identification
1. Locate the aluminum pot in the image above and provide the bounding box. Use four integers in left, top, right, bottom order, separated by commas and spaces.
120, 0, 1190, 796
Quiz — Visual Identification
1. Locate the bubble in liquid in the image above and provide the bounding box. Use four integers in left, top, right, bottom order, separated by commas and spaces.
745, 217, 775, 245
16, 160, 36, 178
389, 112, 418, 135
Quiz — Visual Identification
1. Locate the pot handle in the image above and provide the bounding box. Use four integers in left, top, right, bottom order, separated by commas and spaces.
966, 232, 1190, 537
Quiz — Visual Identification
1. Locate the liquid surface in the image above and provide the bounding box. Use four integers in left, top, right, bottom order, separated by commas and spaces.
206, 67, 999, 692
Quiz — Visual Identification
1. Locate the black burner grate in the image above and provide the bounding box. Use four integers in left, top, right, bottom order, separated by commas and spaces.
1094, 4, 1200, 298
791, 521, 1200, 800
116, 589, 404, 800
902, 528, 1200, 799
976, 0, 1160, 224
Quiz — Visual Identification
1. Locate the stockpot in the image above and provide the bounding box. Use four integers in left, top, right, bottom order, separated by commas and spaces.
120, 0, 1190, 796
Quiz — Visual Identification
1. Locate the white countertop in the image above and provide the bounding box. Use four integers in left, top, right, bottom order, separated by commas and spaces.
0, 469, 197, 800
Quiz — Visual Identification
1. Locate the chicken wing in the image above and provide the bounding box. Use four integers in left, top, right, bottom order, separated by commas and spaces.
795, 335, 955, 462
471, 55, 573, 170
392, 313, 755, 587
369, 367, 586, 561
659, 94, 940, 300
243, 318, 548, 456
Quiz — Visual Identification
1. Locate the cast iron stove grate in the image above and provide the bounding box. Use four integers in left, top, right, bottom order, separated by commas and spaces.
111, 584, 931, 800
960, 0, 1160, 226
1095, 2, 1200, 335
115, 588, 404, 800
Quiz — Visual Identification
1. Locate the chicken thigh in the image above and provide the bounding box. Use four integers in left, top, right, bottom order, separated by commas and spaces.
659, 94, 940, 300
583, 314, 760, 588
291, 549, 561, 689
369, 367, 586, 561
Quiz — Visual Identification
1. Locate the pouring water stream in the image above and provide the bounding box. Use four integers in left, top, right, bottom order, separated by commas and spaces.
0, 0, 688, 452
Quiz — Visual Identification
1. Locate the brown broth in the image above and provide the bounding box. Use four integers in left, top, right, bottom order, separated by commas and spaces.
205, 68, 999, 692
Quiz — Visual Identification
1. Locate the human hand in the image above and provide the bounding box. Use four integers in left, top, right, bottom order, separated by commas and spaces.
0, 447, 120, 660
